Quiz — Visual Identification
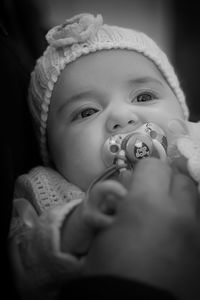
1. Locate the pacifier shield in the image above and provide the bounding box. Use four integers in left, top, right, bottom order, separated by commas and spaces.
102, 122, 168, 168
125, 133, 153, 162
134, 140, 150, 159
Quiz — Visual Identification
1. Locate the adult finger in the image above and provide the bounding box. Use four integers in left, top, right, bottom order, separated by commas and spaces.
171, 156, 189, 176
89, 180, 127, 204
171, 172, 199, 216
129, 158, 172, 201
83, 180, 127, 228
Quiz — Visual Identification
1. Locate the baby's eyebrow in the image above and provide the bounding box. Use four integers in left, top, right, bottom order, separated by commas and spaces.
58, 90, 100, 114
127, 76, 164, 87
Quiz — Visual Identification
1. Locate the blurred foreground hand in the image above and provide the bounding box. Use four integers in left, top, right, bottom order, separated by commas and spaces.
83, 158, 200, 300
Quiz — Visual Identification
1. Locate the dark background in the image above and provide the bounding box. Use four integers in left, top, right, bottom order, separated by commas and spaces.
1, 0, 200, 298
173, 2, 200, 121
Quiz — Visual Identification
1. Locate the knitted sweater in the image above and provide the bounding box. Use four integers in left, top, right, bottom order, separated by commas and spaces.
9, 121, 200, 300
169, 121, 200, 193
9, 166, 85, 299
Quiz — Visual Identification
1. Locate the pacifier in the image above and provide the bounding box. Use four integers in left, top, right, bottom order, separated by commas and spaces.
87, 123, 168, 194
102, 122, 168, 170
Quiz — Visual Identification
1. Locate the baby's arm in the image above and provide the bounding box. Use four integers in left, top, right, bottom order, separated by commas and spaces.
9, 198, 85, 299
9, 167, 87, 299
9, 163, 128, 299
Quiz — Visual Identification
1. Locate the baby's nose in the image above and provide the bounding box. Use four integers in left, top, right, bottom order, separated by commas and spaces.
106, 109, 139, 133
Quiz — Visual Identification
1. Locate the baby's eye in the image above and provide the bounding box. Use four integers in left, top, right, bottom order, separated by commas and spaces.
73, 107, 99, 120
136, 92, 156, 102
134, 92, 157, 103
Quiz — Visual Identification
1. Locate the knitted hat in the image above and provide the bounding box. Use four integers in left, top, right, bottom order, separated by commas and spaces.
28, 13, 189, 165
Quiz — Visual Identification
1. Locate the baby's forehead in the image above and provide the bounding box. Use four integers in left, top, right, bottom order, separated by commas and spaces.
49, 49, 177, 120
54, 49, 167, 94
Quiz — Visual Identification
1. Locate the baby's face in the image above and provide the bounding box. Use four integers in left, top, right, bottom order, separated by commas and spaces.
47, 50, 184, 191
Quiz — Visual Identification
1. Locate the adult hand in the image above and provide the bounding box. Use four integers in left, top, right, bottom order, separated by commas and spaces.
60, 177, 127, 255
82, 158, 200, 300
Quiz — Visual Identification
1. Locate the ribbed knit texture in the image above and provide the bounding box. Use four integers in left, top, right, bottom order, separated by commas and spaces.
14, 166, 85, 214
177, 122, 200, 193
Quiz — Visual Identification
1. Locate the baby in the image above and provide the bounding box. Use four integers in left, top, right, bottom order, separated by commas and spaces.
9, 13, 200, 299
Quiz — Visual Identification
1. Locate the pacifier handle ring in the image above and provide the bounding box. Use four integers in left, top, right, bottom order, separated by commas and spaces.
86, 165, 117, 196
152, 139, 167, 162
86, 156, 128, 196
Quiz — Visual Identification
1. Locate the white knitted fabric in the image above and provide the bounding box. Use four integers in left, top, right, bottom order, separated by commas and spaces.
167, 120, 200, 193
28, 13, 189, 165
10, 166, 85, 298
14, 166, 85, 214
176, 122, 200, 193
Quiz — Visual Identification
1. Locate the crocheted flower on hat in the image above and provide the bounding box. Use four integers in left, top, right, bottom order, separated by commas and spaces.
46, 13, 103, 48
